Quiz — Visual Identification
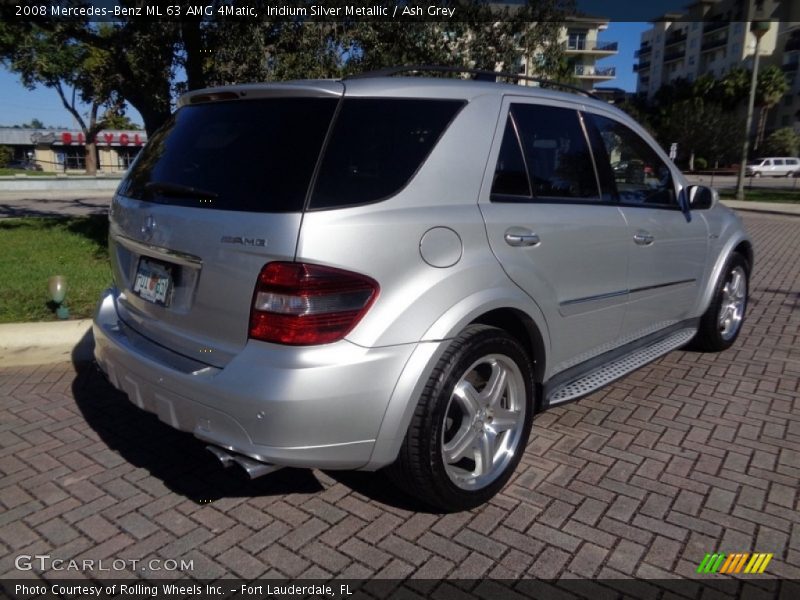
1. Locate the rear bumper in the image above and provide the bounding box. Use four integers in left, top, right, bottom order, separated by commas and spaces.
93, 289, 417, 469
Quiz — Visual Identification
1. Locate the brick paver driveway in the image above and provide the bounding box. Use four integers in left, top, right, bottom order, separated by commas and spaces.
1, 212, 798, 586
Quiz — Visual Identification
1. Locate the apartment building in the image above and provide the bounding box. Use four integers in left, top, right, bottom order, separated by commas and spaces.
521, 18, 618, 90
634, 0, 800, 131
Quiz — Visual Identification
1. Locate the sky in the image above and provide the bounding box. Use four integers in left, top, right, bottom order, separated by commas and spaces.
0, 21, 648, 130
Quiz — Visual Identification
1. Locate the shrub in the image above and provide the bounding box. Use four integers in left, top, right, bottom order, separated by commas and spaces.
0, 146, 11, 168
761, 127, 800, 157
694, 157, 708, 170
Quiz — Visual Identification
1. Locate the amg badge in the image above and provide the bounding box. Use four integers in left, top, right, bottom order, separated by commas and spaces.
220, 236, 266, 247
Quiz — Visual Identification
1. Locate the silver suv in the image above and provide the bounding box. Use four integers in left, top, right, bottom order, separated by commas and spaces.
94, 70, 752, 511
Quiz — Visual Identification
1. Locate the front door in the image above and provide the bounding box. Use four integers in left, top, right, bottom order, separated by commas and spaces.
584, 112, 708, 339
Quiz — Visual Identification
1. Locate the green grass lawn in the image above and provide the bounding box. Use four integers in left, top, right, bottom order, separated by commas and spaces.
0, 168, 58, 176
720, 188, 800, 204
0, 216, 112, 323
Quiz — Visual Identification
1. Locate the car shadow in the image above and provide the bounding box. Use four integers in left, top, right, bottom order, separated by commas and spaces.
322, 470, 433, 513
70, 356, 323, 502
69, 335, 431, 511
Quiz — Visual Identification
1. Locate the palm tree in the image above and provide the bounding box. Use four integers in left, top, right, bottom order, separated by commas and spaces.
754, 65, 789, 150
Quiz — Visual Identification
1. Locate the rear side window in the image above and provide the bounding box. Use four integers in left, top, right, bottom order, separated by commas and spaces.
506, 104, 600, 200
119, 98, 338, 212
491, 117, 531, 199
309, 98, 465, 209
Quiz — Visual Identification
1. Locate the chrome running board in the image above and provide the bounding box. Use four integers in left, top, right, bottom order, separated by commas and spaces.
547, 328, 695, 406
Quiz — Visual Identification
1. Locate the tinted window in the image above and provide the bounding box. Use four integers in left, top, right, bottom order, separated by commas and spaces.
491, 116, 531, 199
582, 112, 618, 202
588, 114, 676, 207
510, 104, 599, 200
310, 98, 465, 209
774, 159, 784, 165
120, 98, 337, 212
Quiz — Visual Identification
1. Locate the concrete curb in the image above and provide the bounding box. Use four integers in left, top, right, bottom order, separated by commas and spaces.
721, 200, 800, 217
0, 319, 94, 367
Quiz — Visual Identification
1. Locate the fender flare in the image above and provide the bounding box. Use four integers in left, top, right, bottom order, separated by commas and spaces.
363, 287, 550, 470
696, 232, 753, 316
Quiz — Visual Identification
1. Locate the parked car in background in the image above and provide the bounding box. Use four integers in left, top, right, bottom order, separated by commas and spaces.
745, 157, 800, 177
94, 68, 753, 511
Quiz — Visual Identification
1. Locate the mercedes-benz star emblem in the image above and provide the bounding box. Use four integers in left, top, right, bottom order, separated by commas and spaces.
141, 215, 156, 240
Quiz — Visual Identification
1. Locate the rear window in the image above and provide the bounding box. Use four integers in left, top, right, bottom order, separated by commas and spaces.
119, 98, 338, 212
309, 98, 465, 210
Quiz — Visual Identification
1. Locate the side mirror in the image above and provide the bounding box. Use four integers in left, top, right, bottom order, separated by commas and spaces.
686, 185, 717, 210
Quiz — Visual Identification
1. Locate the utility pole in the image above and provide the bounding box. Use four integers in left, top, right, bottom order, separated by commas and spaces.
736, 21, 771, 201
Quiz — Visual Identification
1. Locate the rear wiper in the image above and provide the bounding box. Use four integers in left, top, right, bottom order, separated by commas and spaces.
145, 181, 219, 199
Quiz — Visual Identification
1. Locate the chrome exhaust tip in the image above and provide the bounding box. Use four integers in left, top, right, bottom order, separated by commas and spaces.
206, 445, 282, 479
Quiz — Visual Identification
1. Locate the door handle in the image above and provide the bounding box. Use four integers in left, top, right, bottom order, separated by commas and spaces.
633, 231, 654, 246
504, 230, 540, 247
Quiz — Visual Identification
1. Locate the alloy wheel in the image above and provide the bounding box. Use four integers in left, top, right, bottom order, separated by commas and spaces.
441, 354, 526, 490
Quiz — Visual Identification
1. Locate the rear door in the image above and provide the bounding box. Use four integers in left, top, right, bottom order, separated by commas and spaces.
480, 98, 630, 375
109, 85, 342, 366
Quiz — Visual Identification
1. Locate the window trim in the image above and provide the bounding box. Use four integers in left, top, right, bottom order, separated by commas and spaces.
489, 100, 608, 206
583, 110, 683, 212
489, 111, 533, 202
483, 97, 685, 211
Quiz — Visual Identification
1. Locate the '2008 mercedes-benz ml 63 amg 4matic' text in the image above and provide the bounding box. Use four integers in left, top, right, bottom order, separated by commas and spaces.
94, 69, 752, 511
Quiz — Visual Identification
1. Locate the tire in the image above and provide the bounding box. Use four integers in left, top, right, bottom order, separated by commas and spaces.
389, 325, 534, 512
692, 253, 749, 352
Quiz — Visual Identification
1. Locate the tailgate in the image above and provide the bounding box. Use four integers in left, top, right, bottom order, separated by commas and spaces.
107, 85, 342, 367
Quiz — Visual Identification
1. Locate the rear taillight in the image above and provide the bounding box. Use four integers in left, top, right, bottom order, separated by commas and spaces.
248, 262, 379, 345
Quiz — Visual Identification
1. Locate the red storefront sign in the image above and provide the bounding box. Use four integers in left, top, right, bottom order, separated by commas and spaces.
60, 132, 144, 146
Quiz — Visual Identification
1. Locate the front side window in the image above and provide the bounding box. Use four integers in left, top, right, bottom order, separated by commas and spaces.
587, 114, 677, 208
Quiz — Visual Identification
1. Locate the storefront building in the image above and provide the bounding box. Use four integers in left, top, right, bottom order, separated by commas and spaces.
0, 127, 147, 172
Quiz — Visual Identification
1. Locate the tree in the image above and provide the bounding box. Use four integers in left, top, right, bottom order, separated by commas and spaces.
0, 145, 11, 168
0, 23, 127, 174
1, 1, 575, 136
715, 67, 750, 109
754, 65, 789, 150
102, 111, 142, 131
762, 127, 800, 157
645, 75, 746, 169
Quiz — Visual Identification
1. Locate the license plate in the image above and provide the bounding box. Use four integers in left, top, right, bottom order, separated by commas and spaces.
133, 258, 174, 306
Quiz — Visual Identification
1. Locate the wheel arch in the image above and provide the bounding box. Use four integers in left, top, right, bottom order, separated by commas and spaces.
468, 307, 547, 390
697, 233, 754, 317
734, 239, 754, 273
364, 291, 550, 470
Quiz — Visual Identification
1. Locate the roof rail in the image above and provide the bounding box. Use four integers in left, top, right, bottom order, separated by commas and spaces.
344, 65, 601, 100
